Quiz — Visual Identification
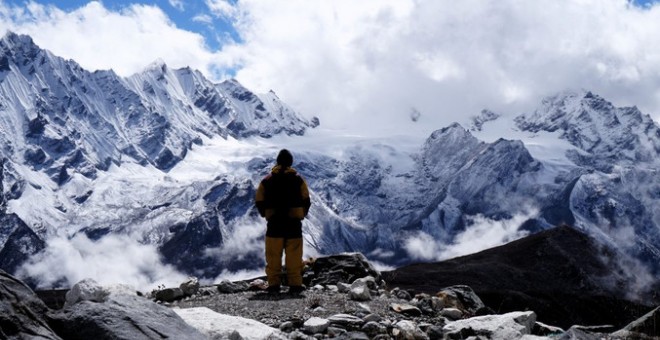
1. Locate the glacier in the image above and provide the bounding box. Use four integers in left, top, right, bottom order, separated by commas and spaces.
0, 32, 658, 292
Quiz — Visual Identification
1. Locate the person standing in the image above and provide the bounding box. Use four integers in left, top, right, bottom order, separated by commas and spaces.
255, 149, 311, 294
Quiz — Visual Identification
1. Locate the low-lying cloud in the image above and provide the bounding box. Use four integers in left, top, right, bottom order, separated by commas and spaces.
404, 210, 537, 261
17, 233, 189, 291
205, 220, 264, 260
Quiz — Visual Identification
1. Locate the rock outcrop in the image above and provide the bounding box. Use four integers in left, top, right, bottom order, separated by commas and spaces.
47, 279, 206, 340
612, 306, 660, 339
173, 307, 286, 340
1, 271, 207, 339
0, 270, 61, 340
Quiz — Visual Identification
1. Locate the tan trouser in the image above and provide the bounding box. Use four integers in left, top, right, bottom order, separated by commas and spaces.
265, 237, 303, 287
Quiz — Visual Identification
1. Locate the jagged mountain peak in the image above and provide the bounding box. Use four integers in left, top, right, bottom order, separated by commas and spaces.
0, 32, 317, 178
428, 122, 470, 139
1, 31, 36, 51
515, 90, 660, 167
424, 123, 481, 156
1, 31, 49, 76
144, 58, 168, 72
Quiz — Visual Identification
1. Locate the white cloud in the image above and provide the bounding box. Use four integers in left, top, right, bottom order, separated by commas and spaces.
404, 210, 537, 261
220, 0, 660, 135
193, 13, 213, 24
1, 0, 660, 136
205, 0, 236, 19
0, 1, 232, 79
205, 221, 264, 260
169, 0, 185, 12
17, 234, 189, 291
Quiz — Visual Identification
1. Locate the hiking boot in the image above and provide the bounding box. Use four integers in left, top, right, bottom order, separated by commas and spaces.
288, 285, 305, 294
267, 285, 281, 294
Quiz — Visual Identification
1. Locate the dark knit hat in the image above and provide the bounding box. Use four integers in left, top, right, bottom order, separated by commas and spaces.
276, 149, 293, 167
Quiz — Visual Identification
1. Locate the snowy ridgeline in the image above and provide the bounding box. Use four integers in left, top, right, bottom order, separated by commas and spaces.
0, 32, 659, 292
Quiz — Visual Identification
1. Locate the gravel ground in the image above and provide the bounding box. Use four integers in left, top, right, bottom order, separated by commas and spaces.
172, 287, 441, 329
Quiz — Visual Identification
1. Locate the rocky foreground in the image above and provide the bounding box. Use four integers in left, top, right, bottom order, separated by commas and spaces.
2, 253, 659, 340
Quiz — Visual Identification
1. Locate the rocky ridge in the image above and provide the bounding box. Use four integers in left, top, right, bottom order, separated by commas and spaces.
21, 252, 659, 340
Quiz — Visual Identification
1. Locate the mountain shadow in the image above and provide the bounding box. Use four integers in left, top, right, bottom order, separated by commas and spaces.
382, 225, 659, 329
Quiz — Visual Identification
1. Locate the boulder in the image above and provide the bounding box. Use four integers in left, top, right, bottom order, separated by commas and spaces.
180, 277, 200, 296
154, 287, 184, 302
362, 321, 387, 337
0, 270, 61, 340
357, 276, 379, 290
349, 279, 372, 301
303, 317, 330, 334
390, 303, 423, 317
363, 313, 382, 323
392, 287, 412, 300
425, 325, 444, 340
64, 278, 109, 308
65, 279, 137, 308
217, 279, 250, 293
307, 253, 381, 287
440, 308, 463, 320
393, 320, 428, 340
174, 307, 286, 340
412, 294, 436, 315
443, 311, 536, 340
356, 303, 371, 313
612, 306, 660, 339
48, 294, 206, 340
436, 285, 485, 315
328, 313, 365, 330
279, 321, 295, 333
249, 278, 268, 291
327, 326, 348, 337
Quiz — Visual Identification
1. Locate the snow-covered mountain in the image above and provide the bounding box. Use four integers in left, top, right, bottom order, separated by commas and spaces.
0, 32, 318, 281
0, 32, 658, 293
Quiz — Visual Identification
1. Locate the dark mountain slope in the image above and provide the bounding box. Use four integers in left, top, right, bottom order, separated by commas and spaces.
383, 225, 658, 329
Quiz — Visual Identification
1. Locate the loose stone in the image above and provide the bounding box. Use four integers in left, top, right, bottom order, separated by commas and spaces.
304, 317, 331, 334
440, 308, 463, 320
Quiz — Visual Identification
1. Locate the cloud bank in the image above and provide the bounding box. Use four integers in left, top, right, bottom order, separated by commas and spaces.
1, 0, 660, 135
404, 210, 536, 261
17, 233, 189, 291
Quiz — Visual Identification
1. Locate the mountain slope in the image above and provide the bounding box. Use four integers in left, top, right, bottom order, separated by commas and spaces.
383, 225, 659, 329
0, 32, 319, 281
0, 32, 317, 177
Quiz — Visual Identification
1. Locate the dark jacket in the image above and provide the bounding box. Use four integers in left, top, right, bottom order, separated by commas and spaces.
255, 166, 311, 238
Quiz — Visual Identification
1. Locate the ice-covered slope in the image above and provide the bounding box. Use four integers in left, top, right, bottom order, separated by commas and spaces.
0, 32, 318, 283
0, 32, 317, 175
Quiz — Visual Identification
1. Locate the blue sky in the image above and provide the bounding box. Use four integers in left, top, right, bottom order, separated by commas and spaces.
1, 0, 660, 134
4, 0, 241, 50
634, 0, 660, 6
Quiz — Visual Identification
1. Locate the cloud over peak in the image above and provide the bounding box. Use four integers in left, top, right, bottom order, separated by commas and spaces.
1, 0, 660, 135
